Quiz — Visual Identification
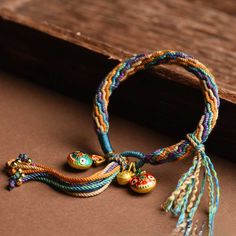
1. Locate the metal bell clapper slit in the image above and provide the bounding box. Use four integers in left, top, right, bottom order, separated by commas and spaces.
116, 162, 136, 185
129, 169, 157, 194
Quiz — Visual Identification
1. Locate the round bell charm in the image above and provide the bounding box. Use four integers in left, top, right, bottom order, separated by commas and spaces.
116, 162, 135, 185
117, 170, 134, 185
129, 170, 157, 193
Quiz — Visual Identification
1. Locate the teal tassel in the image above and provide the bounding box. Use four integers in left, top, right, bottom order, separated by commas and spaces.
163, 149, 219, 236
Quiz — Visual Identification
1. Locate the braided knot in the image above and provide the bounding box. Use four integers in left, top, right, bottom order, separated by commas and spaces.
186, 133, 205, 153
106, 153, 128, 170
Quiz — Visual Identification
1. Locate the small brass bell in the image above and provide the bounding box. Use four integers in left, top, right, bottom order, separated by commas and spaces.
117, 170, 134, 185
117, 162, 135, 185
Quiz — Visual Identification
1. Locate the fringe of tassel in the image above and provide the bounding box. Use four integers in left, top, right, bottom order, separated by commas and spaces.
162, 150, 219, 236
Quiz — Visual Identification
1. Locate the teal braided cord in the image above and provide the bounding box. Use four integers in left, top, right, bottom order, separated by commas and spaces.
164, 157, 199, 212
176, 179, 195, 226
201, 152, 216, 236
188, 172, 206, 221
26, 172, 118, 192
202, 152, 220, 236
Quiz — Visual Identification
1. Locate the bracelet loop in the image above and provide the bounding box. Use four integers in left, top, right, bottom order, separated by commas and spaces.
93, 50, 220, 166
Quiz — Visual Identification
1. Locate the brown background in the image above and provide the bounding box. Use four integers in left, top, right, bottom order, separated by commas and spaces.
0, 0, 236, 235
0, 71, 235, 236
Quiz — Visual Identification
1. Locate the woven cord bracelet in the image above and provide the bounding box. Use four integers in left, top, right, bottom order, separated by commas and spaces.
5, 50, 220, 236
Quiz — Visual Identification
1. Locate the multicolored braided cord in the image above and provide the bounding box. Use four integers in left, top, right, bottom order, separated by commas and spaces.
6, 50, 220, 236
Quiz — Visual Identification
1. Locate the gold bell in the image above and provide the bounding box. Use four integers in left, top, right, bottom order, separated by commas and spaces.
116, 162, 136, 185
117, 170, 134, 185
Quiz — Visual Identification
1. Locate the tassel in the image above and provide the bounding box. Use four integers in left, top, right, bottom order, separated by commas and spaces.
5, 153, 123, 197
162, 135, 220, 236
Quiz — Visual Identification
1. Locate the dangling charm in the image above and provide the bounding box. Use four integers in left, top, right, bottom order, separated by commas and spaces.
129, 169, 157, 194
116, 162, 135, 185
116, 162, 157, 193
67, 151, 106, 170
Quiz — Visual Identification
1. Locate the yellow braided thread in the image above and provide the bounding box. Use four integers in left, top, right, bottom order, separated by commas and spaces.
186, 155, 202, 213
65, 183, 110, 197
14, 161, 120, 183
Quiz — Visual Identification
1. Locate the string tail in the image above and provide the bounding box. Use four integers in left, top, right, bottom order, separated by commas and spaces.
5, 154, 120, 197
162, 150, 219, 236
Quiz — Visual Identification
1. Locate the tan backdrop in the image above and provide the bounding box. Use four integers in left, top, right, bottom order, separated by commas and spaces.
0, 71, 235, 236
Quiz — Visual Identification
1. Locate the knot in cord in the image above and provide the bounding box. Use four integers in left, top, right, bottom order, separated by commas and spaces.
186, 133, 205, 153
106, 153, 128, 171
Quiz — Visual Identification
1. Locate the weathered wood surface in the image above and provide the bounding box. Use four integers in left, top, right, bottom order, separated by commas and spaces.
0, 0, 236, 103
0, 0, 235, 160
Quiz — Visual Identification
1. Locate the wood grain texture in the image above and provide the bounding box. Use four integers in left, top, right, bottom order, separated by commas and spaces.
192, 0, 236, 15
0, 0, 235, 160
0, 0, 236, 103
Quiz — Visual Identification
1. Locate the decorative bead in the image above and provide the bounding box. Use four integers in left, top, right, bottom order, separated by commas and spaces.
18, 153, 29, 162
16, 178, 23, 186
26, 158, 32, 164
130, 172, 157, 194
6, 159, 14, 168
11, 161, 17, 168
67, 151, 93, 170
8, 179, 16, 190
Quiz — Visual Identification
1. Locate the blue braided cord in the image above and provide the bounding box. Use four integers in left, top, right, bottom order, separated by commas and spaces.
24, 172, 106, 187
202, 111, 210, 141
205, 156, 220, 213
188, 67, 220, 106
148, 52, 192, 68
98, 133, 113, 154
176, 179, 195, 225
110, 54, 145, 89
173, 174, 197, 217
184, 173, 207, 236
201, 152, 216, 236
96, 95, 110, 130
188, 172, 206, 220
176, 158, 199, 189
164, 157, 199, 212
96, 54, 146, 133
23, 172, 118, 192
202, 153, 220, 236
119, 151, 146, 168
110, 61, 129, 88
152, 148, 165, 157
120, 151, 145, 159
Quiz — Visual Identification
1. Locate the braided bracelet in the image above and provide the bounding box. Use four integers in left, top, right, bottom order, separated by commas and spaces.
5, 50, 220, 236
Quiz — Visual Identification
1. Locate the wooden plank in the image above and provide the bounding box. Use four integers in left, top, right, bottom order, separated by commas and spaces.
0, 0, 236, 103
191, 0, 236, 15
0, 0, 235, 160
